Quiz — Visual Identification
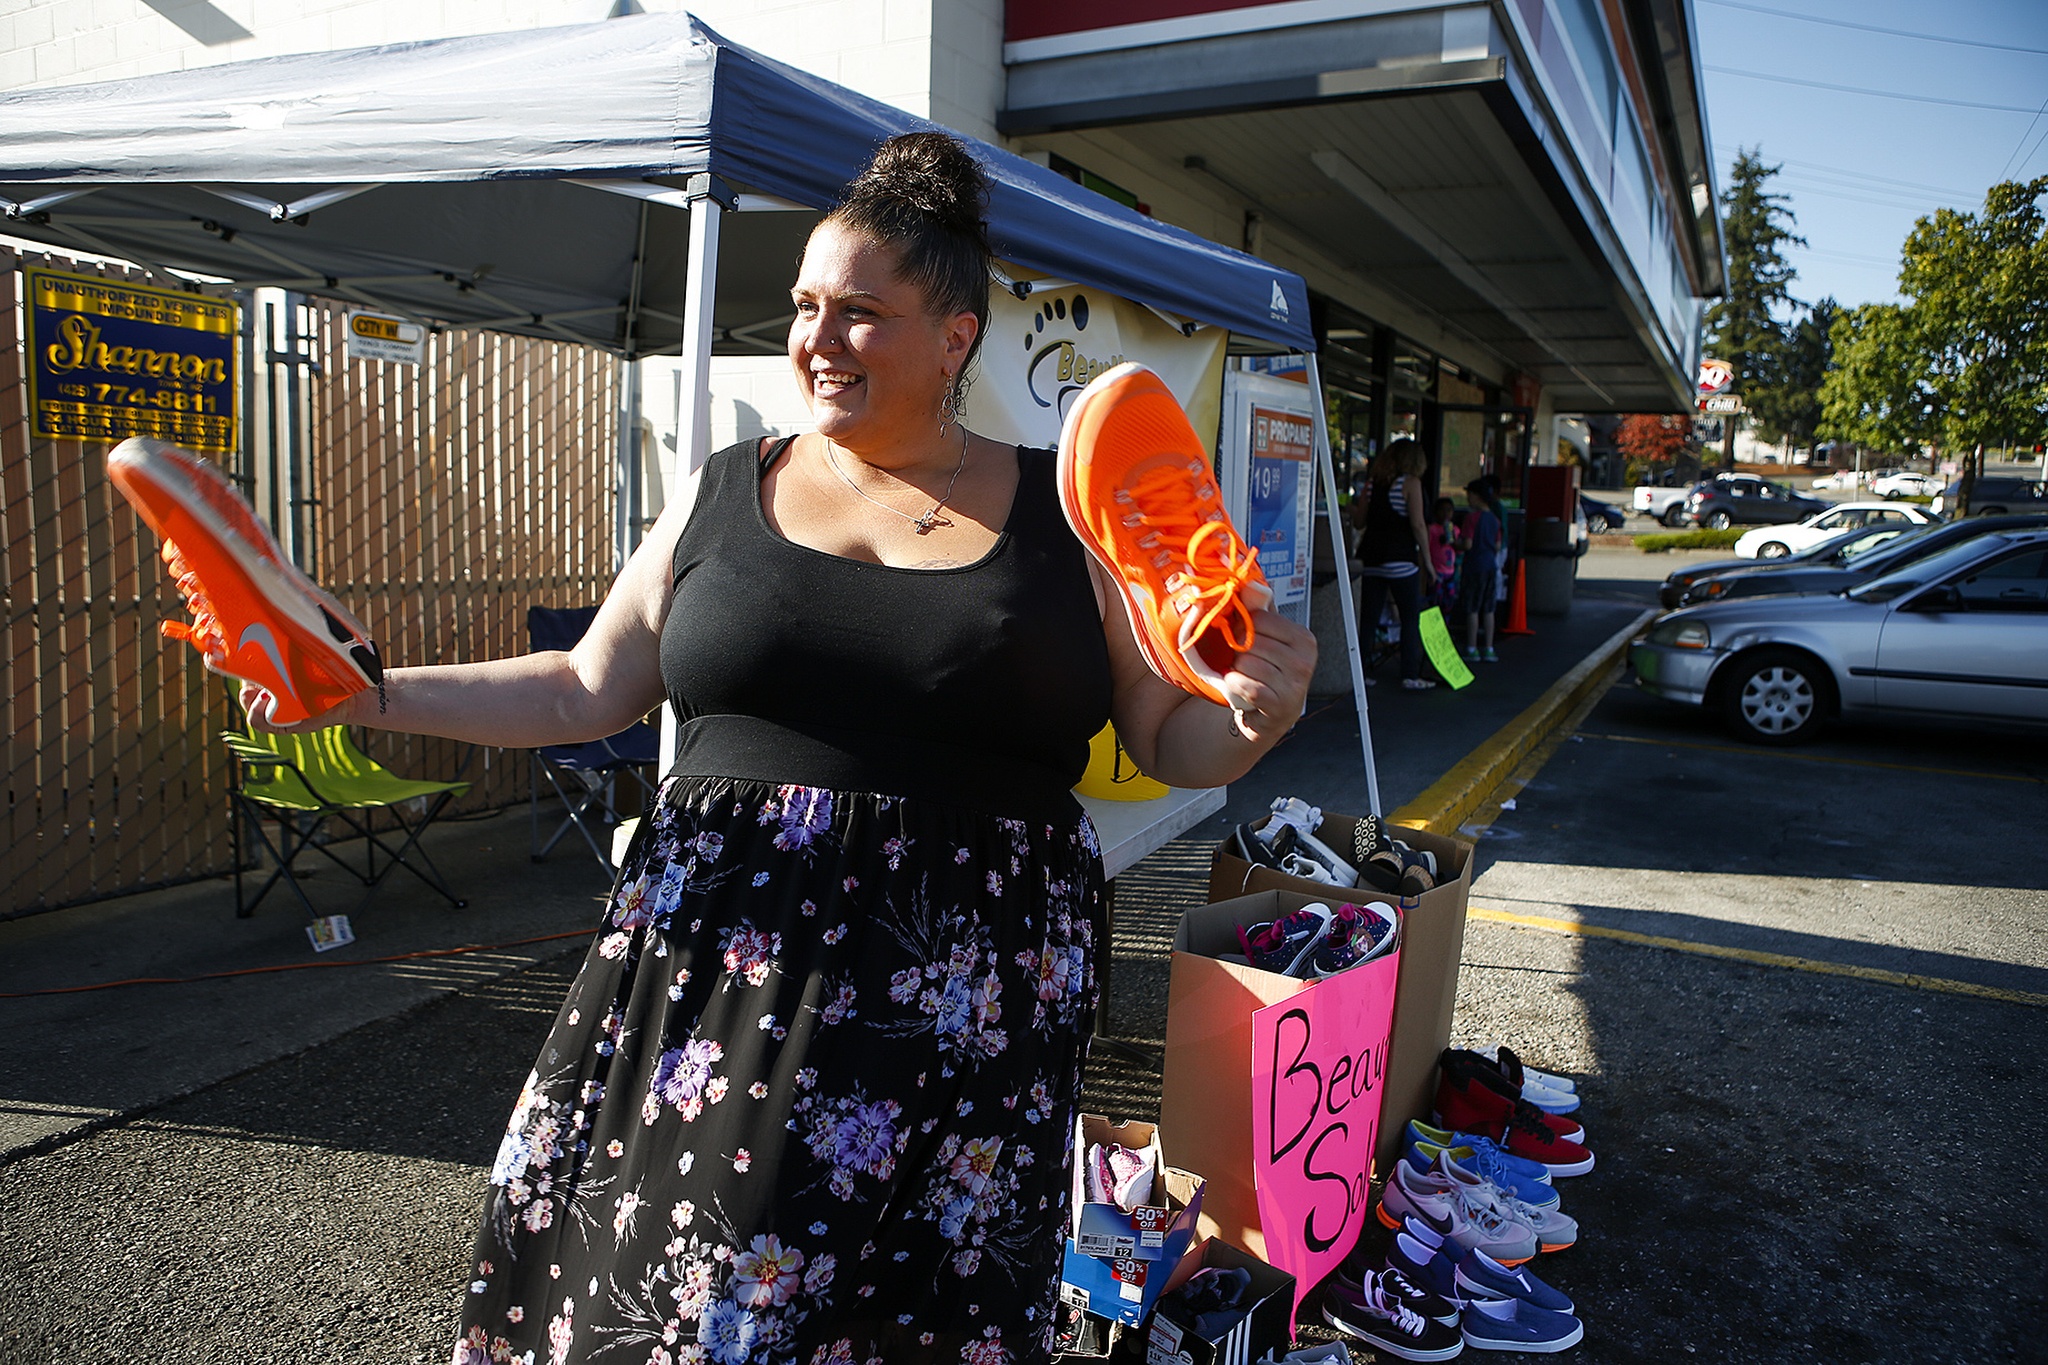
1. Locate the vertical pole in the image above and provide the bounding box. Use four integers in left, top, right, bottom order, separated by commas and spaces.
1306, 353, 1383, 817
660, 187, 725, 776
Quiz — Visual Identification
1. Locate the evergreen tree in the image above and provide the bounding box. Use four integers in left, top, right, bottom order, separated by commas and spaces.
1751, 297, 1835, 452
1703, 150, 1804, 465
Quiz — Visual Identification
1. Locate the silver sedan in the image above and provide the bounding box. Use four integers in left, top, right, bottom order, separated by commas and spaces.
1631, 529, 2048, 743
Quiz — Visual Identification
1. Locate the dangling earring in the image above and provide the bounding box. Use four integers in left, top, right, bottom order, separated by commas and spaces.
938, 381, 959, 438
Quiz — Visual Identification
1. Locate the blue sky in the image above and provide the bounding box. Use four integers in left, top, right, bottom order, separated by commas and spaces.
1695, 0, 2048, 314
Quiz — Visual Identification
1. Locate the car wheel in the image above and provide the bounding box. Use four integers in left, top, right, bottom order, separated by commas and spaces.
1718, 647, 1832, 745
1704, 510, 1733, 529
1662, 506, 1689, 527
1758, 541, 1790, 558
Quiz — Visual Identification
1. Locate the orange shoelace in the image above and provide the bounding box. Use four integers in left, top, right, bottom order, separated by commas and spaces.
157, 540, 228, 661
1118, 459, 1264, 653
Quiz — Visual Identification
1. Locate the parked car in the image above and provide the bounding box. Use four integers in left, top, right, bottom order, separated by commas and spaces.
1869, 470, 1942, 499
1657, 523, 1914, 608
1932, 476, 2048, 517
1632, 528, 2048, 743
1683, 475, 1828, 529
1634, 482, 1696, 526
1580, 494, 1626, 532
1674, 514, 2048, 608
1732, 501, 1936, 559
1806, 469, 1863, 491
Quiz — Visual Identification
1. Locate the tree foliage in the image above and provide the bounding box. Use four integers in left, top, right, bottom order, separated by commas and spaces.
1704, 150, 1804, 437
1616, 413, 1693, 466
1818, 303, 1933, 456
1818, 178, 2048, 468
1751, 297, 1835, 449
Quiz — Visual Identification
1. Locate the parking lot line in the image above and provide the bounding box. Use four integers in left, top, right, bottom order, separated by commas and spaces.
1577, 730, 2045, 785
1467, 904, 2048, 1010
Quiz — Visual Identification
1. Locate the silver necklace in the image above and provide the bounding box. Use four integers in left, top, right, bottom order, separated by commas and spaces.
824, 429, 970, 535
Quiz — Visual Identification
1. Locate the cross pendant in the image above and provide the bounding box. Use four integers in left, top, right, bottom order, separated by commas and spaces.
912, 511, 951, 535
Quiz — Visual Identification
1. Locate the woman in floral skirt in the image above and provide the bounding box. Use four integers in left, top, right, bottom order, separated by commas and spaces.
242, 132, 1314, 1365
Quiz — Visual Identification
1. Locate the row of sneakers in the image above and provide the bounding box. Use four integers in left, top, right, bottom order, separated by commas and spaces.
1322, 1211, 1586, 1360
1433, 1048, 1595, 1177
1318, 1050, 1592, 1359
1238, 798, 1444, 898
1228, 900, 1400, 979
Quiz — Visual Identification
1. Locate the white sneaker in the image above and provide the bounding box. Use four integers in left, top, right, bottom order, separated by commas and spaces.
1376, 1155, 1537, 1265
1484, 1046, 1576, 1093
1265, 799, 1362, 885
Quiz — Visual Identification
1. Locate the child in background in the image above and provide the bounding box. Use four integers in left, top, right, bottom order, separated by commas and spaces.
1459, 476, 1504, 662
1427, 497, 1459, 608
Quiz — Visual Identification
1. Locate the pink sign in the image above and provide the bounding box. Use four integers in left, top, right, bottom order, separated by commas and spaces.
1248, 948, 1401, 1327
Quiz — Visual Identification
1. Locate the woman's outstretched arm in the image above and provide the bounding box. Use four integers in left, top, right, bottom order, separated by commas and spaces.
238, 490, 693, 748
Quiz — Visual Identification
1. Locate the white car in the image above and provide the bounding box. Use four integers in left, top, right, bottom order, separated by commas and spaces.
1806, 470, 1862, 491
1870, 471, 1943, 499
1733, 501, 1936, 559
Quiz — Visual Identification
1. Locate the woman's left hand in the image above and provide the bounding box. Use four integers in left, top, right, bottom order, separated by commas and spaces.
1219, 607, 1319, 743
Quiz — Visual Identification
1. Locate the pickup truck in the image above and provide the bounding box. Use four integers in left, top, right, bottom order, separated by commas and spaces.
1633, 481, 1701, 526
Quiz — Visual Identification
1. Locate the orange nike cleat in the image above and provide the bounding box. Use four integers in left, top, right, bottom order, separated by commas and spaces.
106, 437, 382, 726
1057, 363, 1270, 707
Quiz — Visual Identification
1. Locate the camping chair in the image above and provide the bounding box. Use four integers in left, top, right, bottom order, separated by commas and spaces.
527, 605, 661, 871
224, 728, 471, 919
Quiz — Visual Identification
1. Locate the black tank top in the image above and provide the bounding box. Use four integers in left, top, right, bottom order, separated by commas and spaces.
659, 438, 1113, 823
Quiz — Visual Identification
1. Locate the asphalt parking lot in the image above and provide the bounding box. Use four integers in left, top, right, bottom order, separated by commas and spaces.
4, 544, 2041, 1364
1421, 677, 2047, 1363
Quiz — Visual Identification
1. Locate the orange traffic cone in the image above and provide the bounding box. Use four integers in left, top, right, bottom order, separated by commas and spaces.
1500, 558, 1534, 636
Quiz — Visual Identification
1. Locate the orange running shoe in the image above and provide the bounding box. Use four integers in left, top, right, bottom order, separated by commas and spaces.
1057, 363, 1270, 707
106, 437, 381, 726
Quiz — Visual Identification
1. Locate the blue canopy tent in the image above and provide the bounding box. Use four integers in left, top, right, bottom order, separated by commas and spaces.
0, 12, 1381, 814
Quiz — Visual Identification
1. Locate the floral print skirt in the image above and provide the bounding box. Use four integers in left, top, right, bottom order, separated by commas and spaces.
454, 775, 1104, 1365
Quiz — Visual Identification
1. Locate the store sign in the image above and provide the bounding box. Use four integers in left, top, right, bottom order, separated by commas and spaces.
965, 274, 1226, 455
1697, 357, 1733, 397
25, 267, 238, 454
1246, 404, 1315, 618
1700, 393, 1743, 415
345, 310, 425, 366
1248, 949, 1401, 1326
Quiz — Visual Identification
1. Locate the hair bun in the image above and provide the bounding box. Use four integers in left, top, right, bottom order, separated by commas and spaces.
844, 132, 989, 239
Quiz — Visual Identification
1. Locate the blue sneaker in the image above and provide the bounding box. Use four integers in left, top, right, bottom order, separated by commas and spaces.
1452, 1246, 1575, 1316
1405, 1120, 1552, 1186
1406, 1140, 1559, 1209
1459, 1295, 1582, 1353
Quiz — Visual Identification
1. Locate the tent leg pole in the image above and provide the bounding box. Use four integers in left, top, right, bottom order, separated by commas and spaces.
1305, 353, 1382, 818
660, 189, 724, 778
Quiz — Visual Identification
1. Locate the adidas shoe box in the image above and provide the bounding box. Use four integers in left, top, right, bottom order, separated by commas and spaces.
1206, 814, 1473, 1173
1144, 1240, 1296, 1365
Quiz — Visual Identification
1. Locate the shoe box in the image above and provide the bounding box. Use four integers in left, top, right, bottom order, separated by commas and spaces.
1070, 1114, 1206, 1261
1207, 815, 1473, 1173
1144, 1239, 1296, 1365
1157, 890, 1400, 1310
1061, 1114, 1207, 1327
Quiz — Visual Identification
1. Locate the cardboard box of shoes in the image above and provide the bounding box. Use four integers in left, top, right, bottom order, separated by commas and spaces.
1206, 809, 1474, 1174
1144, 1240, 1296, 1365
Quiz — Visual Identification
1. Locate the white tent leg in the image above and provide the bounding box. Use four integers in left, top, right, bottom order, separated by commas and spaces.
1305, 353, 1382, 817
660, 188, 725, 776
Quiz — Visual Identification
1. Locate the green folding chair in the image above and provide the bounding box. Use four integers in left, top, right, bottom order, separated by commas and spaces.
224, 728, 471, 919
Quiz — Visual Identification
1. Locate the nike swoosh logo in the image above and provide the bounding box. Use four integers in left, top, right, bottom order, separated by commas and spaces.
237, 623, 299, 703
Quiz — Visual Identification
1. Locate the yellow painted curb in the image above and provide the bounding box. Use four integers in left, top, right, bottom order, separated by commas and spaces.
1390, 606, 1658, 835
1467, 905, 2048, 1010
